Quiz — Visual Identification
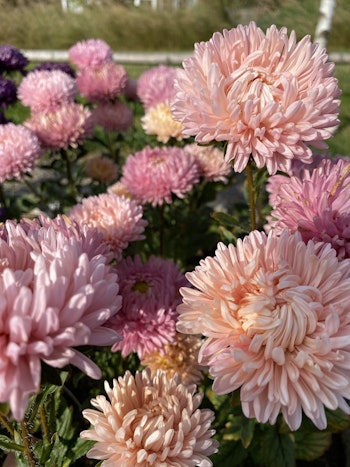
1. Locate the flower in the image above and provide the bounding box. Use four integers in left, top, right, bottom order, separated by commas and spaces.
0, 123, 42, 183
0, 44, 28, 74
76, 62, 128, 102
92, 100, 133, 132
141, 101, 185, 143
0, 217, 122, 421
177, 229, 350, 431
184, 143, 232, 182
17, 69, 77, 113
25, 103, 94, 150
121, 145, 200, 206
172, 22, 341, 175
85, 155, 119, 184
68, 38, 114, 69
32, 60, 76, 78
141, 332, 204, 386
266, 157, 350, 260
137, 64, 178, 110
80, 368, 218, 466
107, 255, 188, 359
107, 181, 132, 198
69, 193, 147, 260
0, 76, 17, 108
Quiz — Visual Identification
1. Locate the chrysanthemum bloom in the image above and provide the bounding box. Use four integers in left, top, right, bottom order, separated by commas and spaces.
266, 157, 350, 260
137, 64, 177, 110
184, 143, 232, 183
25, 102, 94, 150
17, 69, 77, 113
69, 193, 147, 260
0, 76, 17, 108
76, 62, 128, 103
172, 22, 341, 175
141, 332, 204, 386
32, 61, 76, 78
0, 44, 28, 74
68, 38, 114, 69
121, 145, 200, 206
141, 101, 185, 143
80, 368, 218, 466
177, 229, 350, 431
85, 155, 119, 184
0, 217, 122, 421
0, 123, 42, 183
107, 255, 188, 359
92, 100, 133, 132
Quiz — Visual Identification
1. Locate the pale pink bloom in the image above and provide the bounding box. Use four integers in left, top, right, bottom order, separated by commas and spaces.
107, 181, 133, 198
266, 157, 350, 259
172, 22, 341, 175
184, 143, 232, 182
76, 62, 128, 102
137, 64, 178, 110
0, 123, 42, 182
141, 101, 185, 143
121, 145, 200, 206
69, 193, 147, 260
68, 38, 113, 69
17, 69, 77, 112
81, 368, 218, 466
92, 100, 133, 132
177, 229, 350, 431
107, 255, 188, 359
0, 217, 122, 421
85, 155, 119, 184
25, 102, 94, 150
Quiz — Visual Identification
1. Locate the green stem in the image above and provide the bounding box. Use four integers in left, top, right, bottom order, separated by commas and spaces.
0, 413, 14, 436
61, 150, 78, 200
158, 203, 164, 256
20, 420, 37, 467
23, 178, 49, 210
39, 404, 50, 442
245, 158, 256, 231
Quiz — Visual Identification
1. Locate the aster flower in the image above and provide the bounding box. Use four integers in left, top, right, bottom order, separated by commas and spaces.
0, 44, 28, 74
76, 62, 128, 103
69, 193, 147, 260
184, 143, 232, 182
32, 60, 76, 78
0, 123, 42, 183
172, 22, 341, 175
177, 229, 350, 431
0, 217, 122, 421
141, 101, 185, 143
92, 100, 133, 132
137, 64, 178, 110
68, 38, 114, 69
84, 155, 119, 184
25, 102, 94, 150
107, 181, 133, 198
266, 157, 350, 259
17, 69, 77, 113
107, 255, 188, 359
81, 368, 218, 466
0, 77, 17, 108
121, 145, 200, 206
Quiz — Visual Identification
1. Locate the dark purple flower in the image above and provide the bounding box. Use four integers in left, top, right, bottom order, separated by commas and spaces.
0, 45, 28, 74
32, 61, 76, 78
0, 111, 9, 124
0, 77, 17, 108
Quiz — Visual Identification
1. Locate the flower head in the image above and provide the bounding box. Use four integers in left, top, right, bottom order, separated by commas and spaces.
177, 229, 350, 430
0, 45, 28, 74
32, 61, 76, 78
0, 76, 17, 108
92, 100, 133, 132
121, 145, 200, 206
80, 368, 218, 466
85, 155, 119, 184
68, 38, 113, 69
137, 64, 178, 110
141, 101, 185, 143
184, 143, 232, 182
172, 22, 341, 175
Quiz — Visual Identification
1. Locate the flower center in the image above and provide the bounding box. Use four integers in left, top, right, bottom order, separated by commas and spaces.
132, 279, 149, 294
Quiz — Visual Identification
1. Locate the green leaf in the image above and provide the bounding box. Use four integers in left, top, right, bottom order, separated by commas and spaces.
251, 424, 295, 467
70, 438, 95, 461
211, 211, 238, 228
294, 429, 332, 461
0, 435, 25, 453
326, 408, 350, 433
211, 437, 248, 467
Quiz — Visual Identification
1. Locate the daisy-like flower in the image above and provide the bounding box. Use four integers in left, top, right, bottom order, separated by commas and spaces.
121, 145, 200, 206
0, 217, 122, 421
184, 143, 232, 182
68, 38, 114, 69
25, 102, 94, 150
17, 69, 77, 113
85, 155, 119, 184
177, 229, 350, 431
137, 64, 178, 110
92, 100, 133, 132
0, 44, 28, 74
141, 101, 185, 143
0, 77, 17, 108
107, 255, 188, 359
267, 157, 350, 260
80, 368, 218, 466
0, 123, 42, 183
141, 332, 204, 386
69, 193, 147, 260
76, 62, 128, 103
172, 22, 341, 175
107, 181, 133, 199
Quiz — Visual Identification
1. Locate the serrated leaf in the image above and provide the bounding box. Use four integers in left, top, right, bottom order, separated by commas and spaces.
0, 435, 24, 453
224, 414, 255, 448
251, 425, 295, 467
294, 430, 332, 461
211, 437, 248, 467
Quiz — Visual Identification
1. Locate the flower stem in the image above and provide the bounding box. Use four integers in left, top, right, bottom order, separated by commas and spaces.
20, 419, 37, 467
61, 149, 78, 200
39, 404, 50, 442
245, 158, 256, 231
158, 203, 164, 256
0, 413, 14, 436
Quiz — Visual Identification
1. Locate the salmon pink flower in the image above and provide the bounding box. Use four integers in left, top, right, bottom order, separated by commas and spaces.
137, 64, 178, 110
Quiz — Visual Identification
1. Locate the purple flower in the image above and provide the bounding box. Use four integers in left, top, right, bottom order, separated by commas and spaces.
0, 45, 28, 74
32, 61, 76, 78
0, 77, 17, 108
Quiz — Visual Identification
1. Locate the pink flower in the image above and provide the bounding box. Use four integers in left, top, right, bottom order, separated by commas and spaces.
69, 193, 147, 260
92, 100, 133, 132
17, 69, 77, 112
141, 101, 185, 143
80, 368, 218, 466
137, 64, 178, 110
177, 229, 350, 431
0, 123, 42, 182
85, 155, 119, 184
107, 255, 188, 359
184, 143, 232, 182
172, 22, 341, 175
68, 38, 113, 69
25, 102, 94, 150
76, 62, 128, 102
266, 157, 350, 259
121, 145, 200, 206
0, 217, 122, 421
